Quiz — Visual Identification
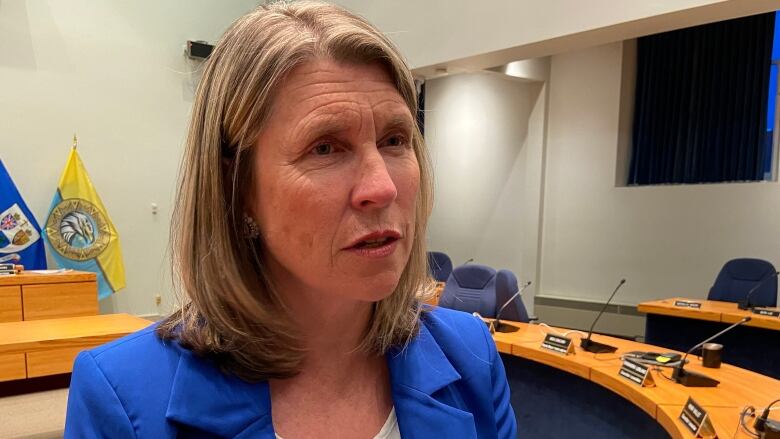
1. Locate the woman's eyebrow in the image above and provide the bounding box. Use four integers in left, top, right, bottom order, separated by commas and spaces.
296, 116, 353, 144
380, 115, 414, 132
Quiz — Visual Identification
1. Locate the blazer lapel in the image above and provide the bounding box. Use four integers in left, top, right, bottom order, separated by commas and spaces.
165, 350, 273, 437
388, 321, 478, 439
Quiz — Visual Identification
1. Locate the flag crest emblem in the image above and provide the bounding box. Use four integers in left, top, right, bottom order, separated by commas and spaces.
0, 204, 41, 253
45, 198, 110, 261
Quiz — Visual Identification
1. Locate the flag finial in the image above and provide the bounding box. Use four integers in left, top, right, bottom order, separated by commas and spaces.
72, 134, 78, 150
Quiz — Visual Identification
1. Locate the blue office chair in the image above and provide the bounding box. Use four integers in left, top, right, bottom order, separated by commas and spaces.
427, 251, 453, 283
494, 269, 530, 323
438, 264, 497, 317
708, 258, 777, 307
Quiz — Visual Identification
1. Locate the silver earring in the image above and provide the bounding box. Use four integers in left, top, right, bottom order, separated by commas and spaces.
243, 214, 260, 239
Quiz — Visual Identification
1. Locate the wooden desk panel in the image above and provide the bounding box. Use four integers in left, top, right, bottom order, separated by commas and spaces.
423, 282, 445, 306
637, 298, 726, 322
657, 405, 757, 439
22, 281, 98, 321
492, 318, 780, 439
27, 345, 102, 378
639, 297, 780, 331
721, 307, 780, 330
0, 314, 151, 356
0, 272, 96, 286
0, 285, 22, 323
0, 353, 26, 382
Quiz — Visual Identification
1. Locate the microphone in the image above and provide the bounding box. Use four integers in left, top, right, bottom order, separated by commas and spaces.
738, 271, 779, 310
463, 258, 474, 265
671, 316, 751, 387
493, 281, 532, 333
580, 278, 626, 354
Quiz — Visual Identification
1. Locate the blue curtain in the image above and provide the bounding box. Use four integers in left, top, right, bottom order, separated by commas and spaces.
629, 13, 775, 185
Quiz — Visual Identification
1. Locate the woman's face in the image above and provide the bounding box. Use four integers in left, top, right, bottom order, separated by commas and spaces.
251, 58, 420, 303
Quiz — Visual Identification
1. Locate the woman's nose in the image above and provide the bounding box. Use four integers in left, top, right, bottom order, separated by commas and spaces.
350, 150, 398, 210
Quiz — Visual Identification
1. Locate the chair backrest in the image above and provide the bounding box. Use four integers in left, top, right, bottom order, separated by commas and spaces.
427, 251, 453, 283
495, 269, 530, 323
708, 258, 777, 306
438, 264, 497, 317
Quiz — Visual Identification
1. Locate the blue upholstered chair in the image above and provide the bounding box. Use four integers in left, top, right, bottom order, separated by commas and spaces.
438, 264, 497, 317
708, 258, 778, 307
495, 269, 531, 323
427, 251, 453, 283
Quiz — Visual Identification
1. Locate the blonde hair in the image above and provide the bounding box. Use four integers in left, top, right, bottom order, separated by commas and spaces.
157, 1, 434, 382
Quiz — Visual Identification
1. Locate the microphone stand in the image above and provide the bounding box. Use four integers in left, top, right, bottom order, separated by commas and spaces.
580, 279, 626, 354
671, 316, 751, 387
738, 271, 779, 310
493, 281, 532, 333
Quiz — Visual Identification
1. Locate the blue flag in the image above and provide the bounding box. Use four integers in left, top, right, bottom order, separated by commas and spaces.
0, 159, 47, 269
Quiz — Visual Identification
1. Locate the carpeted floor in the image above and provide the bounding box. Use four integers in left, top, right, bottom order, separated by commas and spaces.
0, 388, 68, 438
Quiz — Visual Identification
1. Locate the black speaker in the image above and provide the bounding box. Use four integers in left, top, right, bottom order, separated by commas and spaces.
187, 40, 214, 60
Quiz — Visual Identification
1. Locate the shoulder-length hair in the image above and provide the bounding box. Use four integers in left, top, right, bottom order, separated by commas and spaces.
157, 1, 434, 382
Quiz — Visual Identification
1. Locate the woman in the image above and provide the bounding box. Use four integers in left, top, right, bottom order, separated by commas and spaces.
64, 2, 516, 438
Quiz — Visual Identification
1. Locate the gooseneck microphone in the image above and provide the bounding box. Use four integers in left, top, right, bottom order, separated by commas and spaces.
672, 316, 751, 387
463, 258, 474, 265
580, 278, 626, 354
738, 271, 779, 310
493, 281, 532, 333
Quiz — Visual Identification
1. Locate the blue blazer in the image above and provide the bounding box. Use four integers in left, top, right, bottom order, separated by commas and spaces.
64, 307, 517, 438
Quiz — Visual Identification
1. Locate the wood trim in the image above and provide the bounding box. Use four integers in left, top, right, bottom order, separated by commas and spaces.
0, 353, 26, 382
0, 314, 152, 356
639, 297, 780, 331
637, 298, 723, 322
22, 282, 98, 321
491, 319, 780, 439
0, 285, 22, 323
27, 345, 101, 378
0, 271, 96, 286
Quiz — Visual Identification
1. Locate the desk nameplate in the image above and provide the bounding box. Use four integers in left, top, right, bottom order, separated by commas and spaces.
540, 333, 574, 355
674, 300, 702, 309
678, 397, 716, 438
753, 308, 780, 318
618, 358, 655, 387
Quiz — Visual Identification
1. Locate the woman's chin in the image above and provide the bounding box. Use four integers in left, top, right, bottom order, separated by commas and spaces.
353, 274, 402, 303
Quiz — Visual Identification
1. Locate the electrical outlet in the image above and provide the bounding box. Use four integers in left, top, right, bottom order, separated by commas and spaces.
155, 294, 162, 306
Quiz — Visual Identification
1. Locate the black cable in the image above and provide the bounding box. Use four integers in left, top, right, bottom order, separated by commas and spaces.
739, 406, 760, 439
652, 366, 676, 382
756, 398, 780, 433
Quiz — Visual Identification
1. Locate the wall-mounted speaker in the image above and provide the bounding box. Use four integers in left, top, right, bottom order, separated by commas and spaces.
186, 40, 214, 60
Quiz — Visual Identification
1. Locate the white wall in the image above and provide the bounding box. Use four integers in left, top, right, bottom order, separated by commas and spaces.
0, 0, 259, 316
334, 0, 780, 74
425, 72, 546, 313
541, 42, 780, 306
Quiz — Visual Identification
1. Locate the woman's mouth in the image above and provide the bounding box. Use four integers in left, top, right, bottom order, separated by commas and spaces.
346, 231, 402, 258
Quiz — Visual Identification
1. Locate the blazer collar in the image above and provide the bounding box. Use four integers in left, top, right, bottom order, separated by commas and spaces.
165, 317, 475, 438
166, 349, 273, 437
387, 318, 478, 438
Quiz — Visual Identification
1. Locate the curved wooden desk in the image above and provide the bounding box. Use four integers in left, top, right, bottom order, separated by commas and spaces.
491, 320, 780, 438
638, 297, 780, 331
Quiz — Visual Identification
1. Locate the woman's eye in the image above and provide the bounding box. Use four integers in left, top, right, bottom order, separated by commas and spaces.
382, 135, 408, 148
312, 143, 333, 155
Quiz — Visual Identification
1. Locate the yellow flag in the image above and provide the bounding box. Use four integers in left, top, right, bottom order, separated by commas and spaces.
44, 147, 126, 299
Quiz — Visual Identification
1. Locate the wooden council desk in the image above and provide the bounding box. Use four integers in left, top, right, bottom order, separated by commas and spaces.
637, 297, 780, 378
638, 297, 780, 330
492, 319, 780, 438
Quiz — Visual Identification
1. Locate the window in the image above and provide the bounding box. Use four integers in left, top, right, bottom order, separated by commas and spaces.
628, 12, 776, 185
